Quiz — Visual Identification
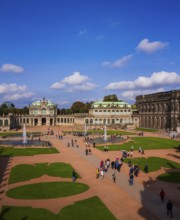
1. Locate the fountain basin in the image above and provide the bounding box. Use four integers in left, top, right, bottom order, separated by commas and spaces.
88, 136, 125, 145
0, 140, 52, 147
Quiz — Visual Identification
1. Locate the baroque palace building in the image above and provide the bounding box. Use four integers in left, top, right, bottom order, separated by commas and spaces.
0, 98, 139, 131
136, 89, 180, 131
1, 89, 180, 131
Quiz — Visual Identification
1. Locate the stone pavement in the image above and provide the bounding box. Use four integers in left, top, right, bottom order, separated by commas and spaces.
62, 134, 180, 220
0, 130, 180, 220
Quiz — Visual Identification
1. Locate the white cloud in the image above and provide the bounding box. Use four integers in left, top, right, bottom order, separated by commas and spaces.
0, 63, 24, 73
136, 38, 168, 53
68, 82, 97, 92
3, 92, 34, 101
102, 55, 133, 68
0, 83, 34, 101
106, 71, 180, 90
62, 72, 88, 85
122, 88, 165, 100
111, 55, 133, 68
50, 82, 66, 89
78, 29, 87, 36
50, 72, 97, 92
101, 61, 111, 67
0, 83, 26, 94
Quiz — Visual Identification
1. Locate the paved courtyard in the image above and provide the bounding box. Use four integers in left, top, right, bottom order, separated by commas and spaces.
0, 126, 180, 219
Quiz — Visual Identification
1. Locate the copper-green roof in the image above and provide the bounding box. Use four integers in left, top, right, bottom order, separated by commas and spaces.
31, 98, 56, 107
91, 101, 131, 108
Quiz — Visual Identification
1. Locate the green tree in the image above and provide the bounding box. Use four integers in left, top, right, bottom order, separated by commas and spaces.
71, 101, 85, 113
131, 104, 136, 109
103, 94, 119, 102
71, 101, 93, 113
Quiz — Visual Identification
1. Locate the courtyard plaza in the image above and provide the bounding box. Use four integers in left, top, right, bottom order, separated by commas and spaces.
0, 125, 180, 220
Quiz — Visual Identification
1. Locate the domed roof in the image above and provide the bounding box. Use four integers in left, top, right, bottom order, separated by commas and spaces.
31, 98, 56, 107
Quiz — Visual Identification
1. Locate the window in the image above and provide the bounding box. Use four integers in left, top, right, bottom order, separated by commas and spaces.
34, 108, 38, 115
42, 108, 46, 115
4, 119, 8, 126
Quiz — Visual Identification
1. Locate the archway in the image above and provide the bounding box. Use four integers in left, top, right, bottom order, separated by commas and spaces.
42, 118, 46, 125
50, 118, 53, 125
34, 119, 38, 126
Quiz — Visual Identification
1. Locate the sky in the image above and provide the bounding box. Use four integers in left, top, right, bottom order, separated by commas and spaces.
0, 0, 180, 108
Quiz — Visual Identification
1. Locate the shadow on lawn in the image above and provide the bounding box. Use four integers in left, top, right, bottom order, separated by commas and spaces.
0, 207, 10, 220
0, 150, 13, 199
0, 207, 28, 220
168, 153, 180, 160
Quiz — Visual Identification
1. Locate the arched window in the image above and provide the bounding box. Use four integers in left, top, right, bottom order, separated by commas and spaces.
34, 108, 38, 115
0, 120, 3, 126
4, 119, 9, 126
42, 108, 46, 115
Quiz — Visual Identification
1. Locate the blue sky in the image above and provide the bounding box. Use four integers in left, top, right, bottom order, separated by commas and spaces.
0, 0, 180, 108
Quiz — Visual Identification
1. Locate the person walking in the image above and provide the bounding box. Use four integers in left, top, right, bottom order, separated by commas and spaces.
167, 200, 173, 218
72, 170, 77, 182
100, 169, 104, 180
96, 168, 99, 179
159, 188, 165, 203
129, 173, 134, 186
112, 171, 116, 183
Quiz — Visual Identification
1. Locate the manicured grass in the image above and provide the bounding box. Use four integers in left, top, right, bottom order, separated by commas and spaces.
157, 172, 180, 184
88, 129, 134, 135
97, 137, 180, 151
124, 157, 180, 172
0, 131, 41, 137
0, 146, 59, 156
9, 163, 80, 184
58, 196, 116, 220
135, 127, 159, 132
70, 129, 135, 135
6, 182, 89, 199
0, 196, 116, 220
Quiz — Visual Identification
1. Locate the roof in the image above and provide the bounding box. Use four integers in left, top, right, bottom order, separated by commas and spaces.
91, 101, 131, 108
31, 98, 56, 107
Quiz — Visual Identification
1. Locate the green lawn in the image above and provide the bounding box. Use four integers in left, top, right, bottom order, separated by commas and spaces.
6, 182, 89, 199
157, 172, 180, 184
0, 131, 42, 137
89, 129, 134, 135
97, 137, 180, 151
70, 129, 135, 135
0, 147, 59, 156
135, 127, 159, 132
124, 157, 180, 172
9, 163, 80, 184
0, 196, 116, 220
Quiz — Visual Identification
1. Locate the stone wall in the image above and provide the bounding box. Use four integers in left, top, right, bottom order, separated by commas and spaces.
136, 90, 180, 130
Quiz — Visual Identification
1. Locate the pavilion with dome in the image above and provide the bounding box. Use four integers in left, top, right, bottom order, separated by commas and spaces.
0, 97, 139, 130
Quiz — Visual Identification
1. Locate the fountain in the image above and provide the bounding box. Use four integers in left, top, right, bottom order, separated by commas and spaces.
84, 123, 87, 136
22, 124, 27, 144
104, 124, 107, 141
0, 126, 51, 147
88, 124, 124, 144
